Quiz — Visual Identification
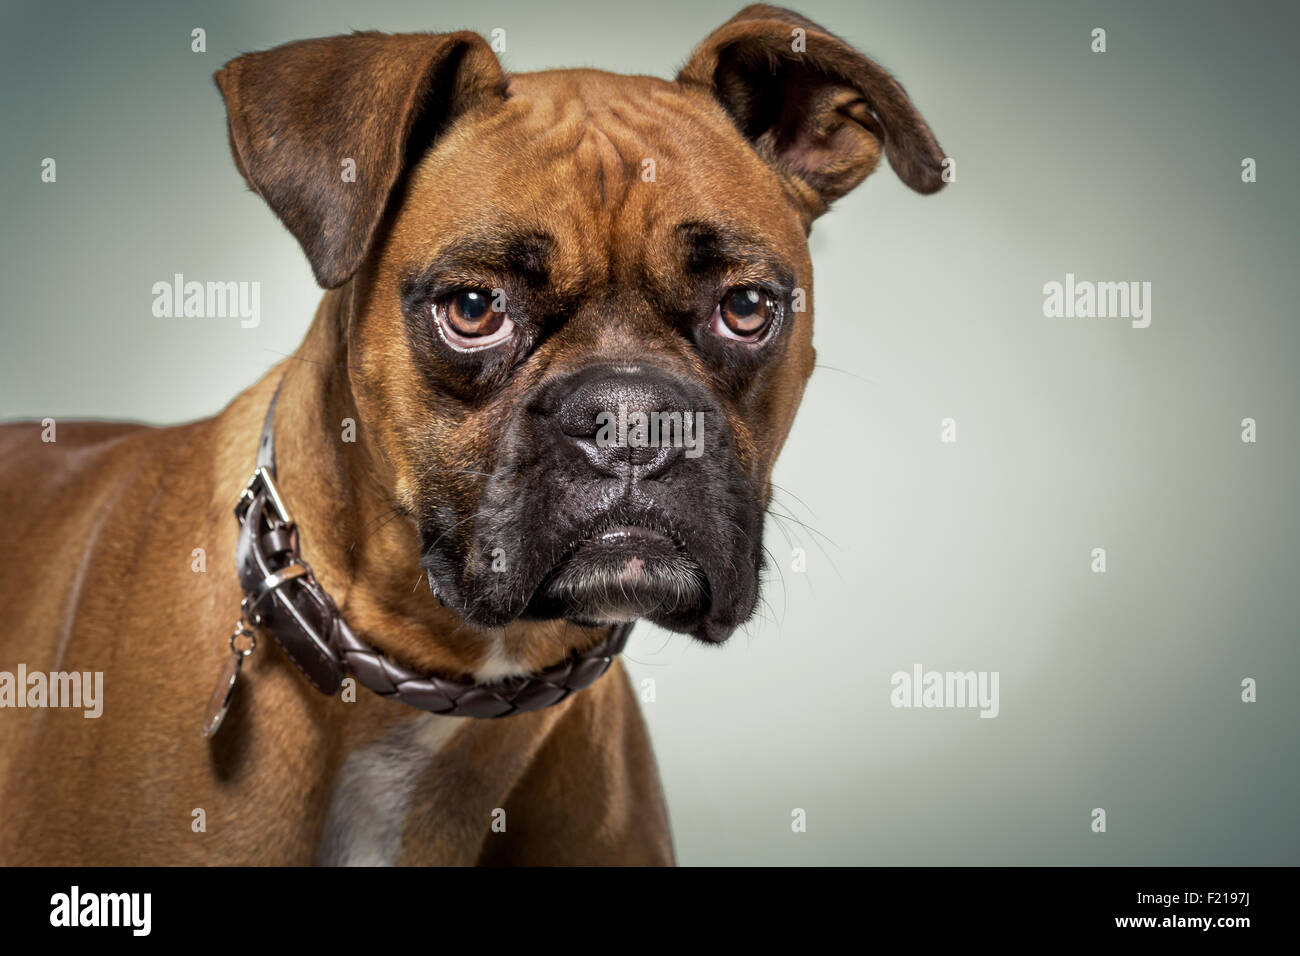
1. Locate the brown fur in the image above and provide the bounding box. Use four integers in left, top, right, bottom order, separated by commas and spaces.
0, 6, 942, 864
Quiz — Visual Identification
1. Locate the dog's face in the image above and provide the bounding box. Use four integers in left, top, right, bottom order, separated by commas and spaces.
217, 5, 944, 646
364, 71, 818, 643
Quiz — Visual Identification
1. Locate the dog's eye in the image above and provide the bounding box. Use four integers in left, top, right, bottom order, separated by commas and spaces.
432, 290, 513, 350
711, 287, 776, 342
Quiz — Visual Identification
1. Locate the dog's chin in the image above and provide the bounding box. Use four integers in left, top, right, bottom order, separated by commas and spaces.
520, 525, 719, 641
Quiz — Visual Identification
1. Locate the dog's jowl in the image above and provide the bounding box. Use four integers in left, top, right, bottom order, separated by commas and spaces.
0, 5, 944, 865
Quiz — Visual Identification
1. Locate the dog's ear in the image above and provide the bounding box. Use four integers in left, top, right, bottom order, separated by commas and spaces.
215, 31, 507, 288
678, 5, 945, 221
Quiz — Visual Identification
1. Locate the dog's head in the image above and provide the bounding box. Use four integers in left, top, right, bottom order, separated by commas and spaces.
216, 5, 944, 647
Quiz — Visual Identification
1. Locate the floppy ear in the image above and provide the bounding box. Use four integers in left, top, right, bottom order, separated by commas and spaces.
215, 31, 507, 288
678, 4, 946, 221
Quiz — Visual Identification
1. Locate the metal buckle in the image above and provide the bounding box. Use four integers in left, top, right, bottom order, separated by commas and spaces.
235, 465, 293, 526
242, 564, 311, 625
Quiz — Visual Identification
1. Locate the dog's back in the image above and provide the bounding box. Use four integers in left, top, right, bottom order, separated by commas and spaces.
0, 419, 158, 662
0, 415, 257, 862
0, 421, 151, 778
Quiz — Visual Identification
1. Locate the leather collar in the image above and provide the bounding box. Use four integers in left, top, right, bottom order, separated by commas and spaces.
231, 384, 632, 718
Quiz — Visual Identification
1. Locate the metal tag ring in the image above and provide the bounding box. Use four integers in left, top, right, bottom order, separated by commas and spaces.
230, 622, 257, 657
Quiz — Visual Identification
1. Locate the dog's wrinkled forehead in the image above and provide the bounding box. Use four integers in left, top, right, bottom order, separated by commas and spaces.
503, 71, 793, 212
394, 69, 809, 289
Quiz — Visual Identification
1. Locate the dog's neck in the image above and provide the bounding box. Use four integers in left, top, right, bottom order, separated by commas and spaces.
257, 285, 610, 682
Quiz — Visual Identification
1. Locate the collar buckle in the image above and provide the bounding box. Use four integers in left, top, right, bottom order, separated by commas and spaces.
235, 465, 293, 527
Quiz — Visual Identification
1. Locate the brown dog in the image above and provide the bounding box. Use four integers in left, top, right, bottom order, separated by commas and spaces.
0, 6, 943, 865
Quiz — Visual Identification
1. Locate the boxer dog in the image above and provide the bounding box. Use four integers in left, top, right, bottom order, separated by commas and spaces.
0, 6, 944, 864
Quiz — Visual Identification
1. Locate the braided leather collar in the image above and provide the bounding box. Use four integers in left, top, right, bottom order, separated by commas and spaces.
232, 385, 632, 718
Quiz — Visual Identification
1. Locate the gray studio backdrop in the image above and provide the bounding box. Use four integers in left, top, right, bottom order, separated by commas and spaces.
2, 0, 1296, 864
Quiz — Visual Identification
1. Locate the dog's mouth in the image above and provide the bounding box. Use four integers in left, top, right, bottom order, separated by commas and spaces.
523, 523, 711, 629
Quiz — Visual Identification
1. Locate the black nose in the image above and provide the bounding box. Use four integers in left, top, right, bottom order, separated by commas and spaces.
554, 366, 698, 478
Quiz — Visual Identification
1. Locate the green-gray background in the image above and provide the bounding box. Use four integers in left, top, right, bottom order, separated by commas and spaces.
2, 0, 1296, 864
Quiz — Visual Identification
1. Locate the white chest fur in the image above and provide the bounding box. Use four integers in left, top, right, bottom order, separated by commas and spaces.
315, 714, 463, 866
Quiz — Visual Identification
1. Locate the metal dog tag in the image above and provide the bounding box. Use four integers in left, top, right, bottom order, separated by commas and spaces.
201, 652, 242, 738
202, 620, 257, 738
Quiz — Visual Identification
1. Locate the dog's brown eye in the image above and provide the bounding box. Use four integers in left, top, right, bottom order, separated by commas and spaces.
443, 291, 502, 336
711, 287, 776, 342
432, 290, 513, 350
